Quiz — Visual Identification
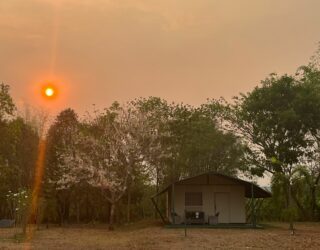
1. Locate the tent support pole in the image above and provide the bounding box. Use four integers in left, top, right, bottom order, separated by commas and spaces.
151, 197, 166, 224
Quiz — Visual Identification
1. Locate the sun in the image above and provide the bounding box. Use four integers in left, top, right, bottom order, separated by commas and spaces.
42, 85, 58, 99
45, 87, 54, 97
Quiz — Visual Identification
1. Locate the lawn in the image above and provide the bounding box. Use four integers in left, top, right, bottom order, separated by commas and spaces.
1, 221, 320, 249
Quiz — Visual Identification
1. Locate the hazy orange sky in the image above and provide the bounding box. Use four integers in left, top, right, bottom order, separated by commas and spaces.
1, 0, 320, 116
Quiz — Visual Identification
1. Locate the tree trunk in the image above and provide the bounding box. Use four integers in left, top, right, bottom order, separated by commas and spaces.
155, 166, 160, 219
142, 203, 145, 219
22, 209, 28, 236
126, 187, 131, 223
287, 181, 294, 234
36, 206, 41, 230
64, 200, 70, 224
311, 174, 320, 221
109, 203, 115, 230
57, 198, 64, 226
86, 192, 89, 221
76, 202, 80, 224
291, 189, 308, 220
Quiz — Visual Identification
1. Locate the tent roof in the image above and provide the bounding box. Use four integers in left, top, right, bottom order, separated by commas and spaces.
152, 172, 271, 199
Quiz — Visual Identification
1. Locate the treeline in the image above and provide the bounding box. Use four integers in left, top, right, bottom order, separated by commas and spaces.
1, 54, 320, 229
0, 86, 243, 229
42, 99, 243, 229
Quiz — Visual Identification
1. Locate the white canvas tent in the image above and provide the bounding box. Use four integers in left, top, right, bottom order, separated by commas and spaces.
152, 172, 271, 225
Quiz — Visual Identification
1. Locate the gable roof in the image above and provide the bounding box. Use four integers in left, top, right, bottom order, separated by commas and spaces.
152, 172, 271, 198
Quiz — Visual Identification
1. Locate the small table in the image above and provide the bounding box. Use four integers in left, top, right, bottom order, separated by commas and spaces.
185, 211, 205, 224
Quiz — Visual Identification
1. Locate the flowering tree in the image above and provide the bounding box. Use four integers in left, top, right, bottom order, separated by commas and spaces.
85, 103, 156, 229
132, 97, 171, 191
56, 102, 158, 229
6, 189, 30, 233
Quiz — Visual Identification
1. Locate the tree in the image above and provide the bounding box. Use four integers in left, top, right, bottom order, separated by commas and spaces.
57, 102, 158, 229
292, 50, 320, 221
0, 84, 39, 235
128, 97, 174, 220
132, 97, 172, 211
228, 68, 320, 230
164, 103, 244, 182
44, 108, 80, 224
0, 83, 15, 121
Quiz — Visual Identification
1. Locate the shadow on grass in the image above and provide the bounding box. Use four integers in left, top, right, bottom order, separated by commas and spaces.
39, 219, 164, 232
258, 223, 281, 229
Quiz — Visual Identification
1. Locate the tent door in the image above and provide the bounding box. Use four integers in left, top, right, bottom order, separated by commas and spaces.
214, 193, 230, 223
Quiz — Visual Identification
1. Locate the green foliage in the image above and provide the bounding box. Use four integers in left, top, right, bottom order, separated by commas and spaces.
0, 84, 39, 225
281, 207, 298, 222
45, 108, 79, 185
0, 120, 38, 221
43, 108, 80, 223
166, 105, 244, 180
232, 74, 312, 174
237, 61, 320, 223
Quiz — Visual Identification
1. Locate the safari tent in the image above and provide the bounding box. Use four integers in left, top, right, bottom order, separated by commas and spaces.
151, 172, 271, 226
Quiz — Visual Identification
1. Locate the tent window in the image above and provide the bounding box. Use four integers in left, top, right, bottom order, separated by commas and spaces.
185, 192, 203, 206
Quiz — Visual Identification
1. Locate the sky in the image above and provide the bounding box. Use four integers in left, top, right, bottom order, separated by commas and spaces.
2, 0, 319, 186
1, 0, 320, 116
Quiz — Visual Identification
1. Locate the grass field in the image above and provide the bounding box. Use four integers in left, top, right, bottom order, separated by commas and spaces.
1, 221, 320, 249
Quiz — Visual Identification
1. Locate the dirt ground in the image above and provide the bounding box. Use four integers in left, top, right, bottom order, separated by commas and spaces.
1, 221, 320, 250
